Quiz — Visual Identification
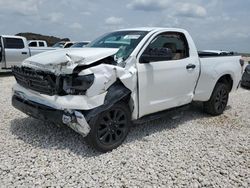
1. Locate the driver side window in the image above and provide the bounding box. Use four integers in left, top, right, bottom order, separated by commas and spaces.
142, 32, 189, 63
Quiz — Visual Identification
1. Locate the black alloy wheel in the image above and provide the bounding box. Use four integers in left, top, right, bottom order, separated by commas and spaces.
204, 83, 229, 116
214, 87, 228, 113
97, 108, 128, 145
85, 102, 131, 152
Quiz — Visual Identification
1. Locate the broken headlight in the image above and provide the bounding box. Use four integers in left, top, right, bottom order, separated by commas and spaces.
63, 74, 94, 95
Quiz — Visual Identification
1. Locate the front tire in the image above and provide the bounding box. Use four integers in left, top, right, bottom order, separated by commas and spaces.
204, 83, 229, 116
85, 102, 131, 152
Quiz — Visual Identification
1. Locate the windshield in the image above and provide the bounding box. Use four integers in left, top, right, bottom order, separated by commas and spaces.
87, 31, 149, 60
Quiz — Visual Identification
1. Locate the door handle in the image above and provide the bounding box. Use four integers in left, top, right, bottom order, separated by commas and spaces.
22, 52, 27, 55
186, 64, 196, 70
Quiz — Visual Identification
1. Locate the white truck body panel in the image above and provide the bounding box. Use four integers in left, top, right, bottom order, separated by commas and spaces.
11, 27, 242, 138
29, 47, 58, 56
135, 29, 201, 117
25, 48, 119, 66
193, 56, 242, 101
0, 35, 55, 69
4, 47, 30, 67
137, 57, 199, 117
1, 36, 30, 68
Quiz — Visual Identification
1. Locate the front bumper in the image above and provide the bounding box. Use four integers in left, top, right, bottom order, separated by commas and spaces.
12, 95, 64, 125
12, 94, 91, 137
12, 83, 107, 111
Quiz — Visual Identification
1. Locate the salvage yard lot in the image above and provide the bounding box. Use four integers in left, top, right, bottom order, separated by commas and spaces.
0, 75, 249, 187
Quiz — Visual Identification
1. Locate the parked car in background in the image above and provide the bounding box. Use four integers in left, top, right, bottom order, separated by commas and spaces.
241, 64, 250, 88
0, 35, 55, 70
70, 41, 90, 48
52, 41, 75, 48
12, 27, 243, 152
28, 40, 48, 48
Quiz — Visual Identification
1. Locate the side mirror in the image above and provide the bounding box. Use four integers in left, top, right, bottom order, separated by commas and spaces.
139, 48, 173, 63
139, 54, 152, 64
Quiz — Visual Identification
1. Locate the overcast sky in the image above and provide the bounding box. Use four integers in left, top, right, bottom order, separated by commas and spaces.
0, 0, 249, 52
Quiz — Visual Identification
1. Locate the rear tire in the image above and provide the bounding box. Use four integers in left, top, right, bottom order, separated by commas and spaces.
85, 102, 131, 152
204, 83, 229, 116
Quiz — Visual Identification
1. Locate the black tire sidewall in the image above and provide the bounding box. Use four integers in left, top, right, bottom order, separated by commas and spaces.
85, 102, 131, 152
205, 83, 229, 115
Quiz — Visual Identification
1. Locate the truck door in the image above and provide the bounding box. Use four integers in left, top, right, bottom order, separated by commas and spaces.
3, 37, 30, 68
137, 32, 200, 117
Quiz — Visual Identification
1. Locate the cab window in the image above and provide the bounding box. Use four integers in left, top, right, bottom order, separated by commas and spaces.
142, 32, 189, 62
39, 42, 45, 47
5, 38, 25, 49
29, 42, 37, 47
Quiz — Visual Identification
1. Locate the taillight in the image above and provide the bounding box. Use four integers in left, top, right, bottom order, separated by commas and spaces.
240, 58, 244, 67
240, 58, 244, 74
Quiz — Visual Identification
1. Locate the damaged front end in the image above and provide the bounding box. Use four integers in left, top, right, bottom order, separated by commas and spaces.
12, 48, 137, 138
12, 66, 95, 96
12, 93, 91, 137
62, 111, 90, 137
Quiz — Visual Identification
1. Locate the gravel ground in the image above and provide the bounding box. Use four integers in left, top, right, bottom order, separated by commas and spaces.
0, 75, 249, 187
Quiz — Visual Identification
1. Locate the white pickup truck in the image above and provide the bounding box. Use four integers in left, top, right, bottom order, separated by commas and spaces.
28, 40, 48, 48
0, 35, 54, 70
11, 28, 243, 152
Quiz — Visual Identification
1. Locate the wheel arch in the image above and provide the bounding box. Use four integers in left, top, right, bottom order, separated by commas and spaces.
204, 77, 230, 116
215, 74, 233, 92
83, 80, 132, 122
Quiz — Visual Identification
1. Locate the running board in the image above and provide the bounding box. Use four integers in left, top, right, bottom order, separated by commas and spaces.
133, 104, 190, 124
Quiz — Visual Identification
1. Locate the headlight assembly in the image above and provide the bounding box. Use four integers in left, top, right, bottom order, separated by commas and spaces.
63, 74, 94, 95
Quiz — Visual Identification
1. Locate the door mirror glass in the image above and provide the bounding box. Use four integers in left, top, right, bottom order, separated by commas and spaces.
140, 47, 173, 63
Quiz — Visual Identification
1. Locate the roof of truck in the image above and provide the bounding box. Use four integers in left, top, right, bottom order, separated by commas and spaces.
28, 40, 47, 42
1, 35, 26, 39
116, 27, 187, 32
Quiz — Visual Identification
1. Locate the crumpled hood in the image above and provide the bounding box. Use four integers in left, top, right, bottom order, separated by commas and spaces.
23, 47, 119, 73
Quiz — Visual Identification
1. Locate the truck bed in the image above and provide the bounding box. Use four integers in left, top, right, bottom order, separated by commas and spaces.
193, 55, 242, 101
